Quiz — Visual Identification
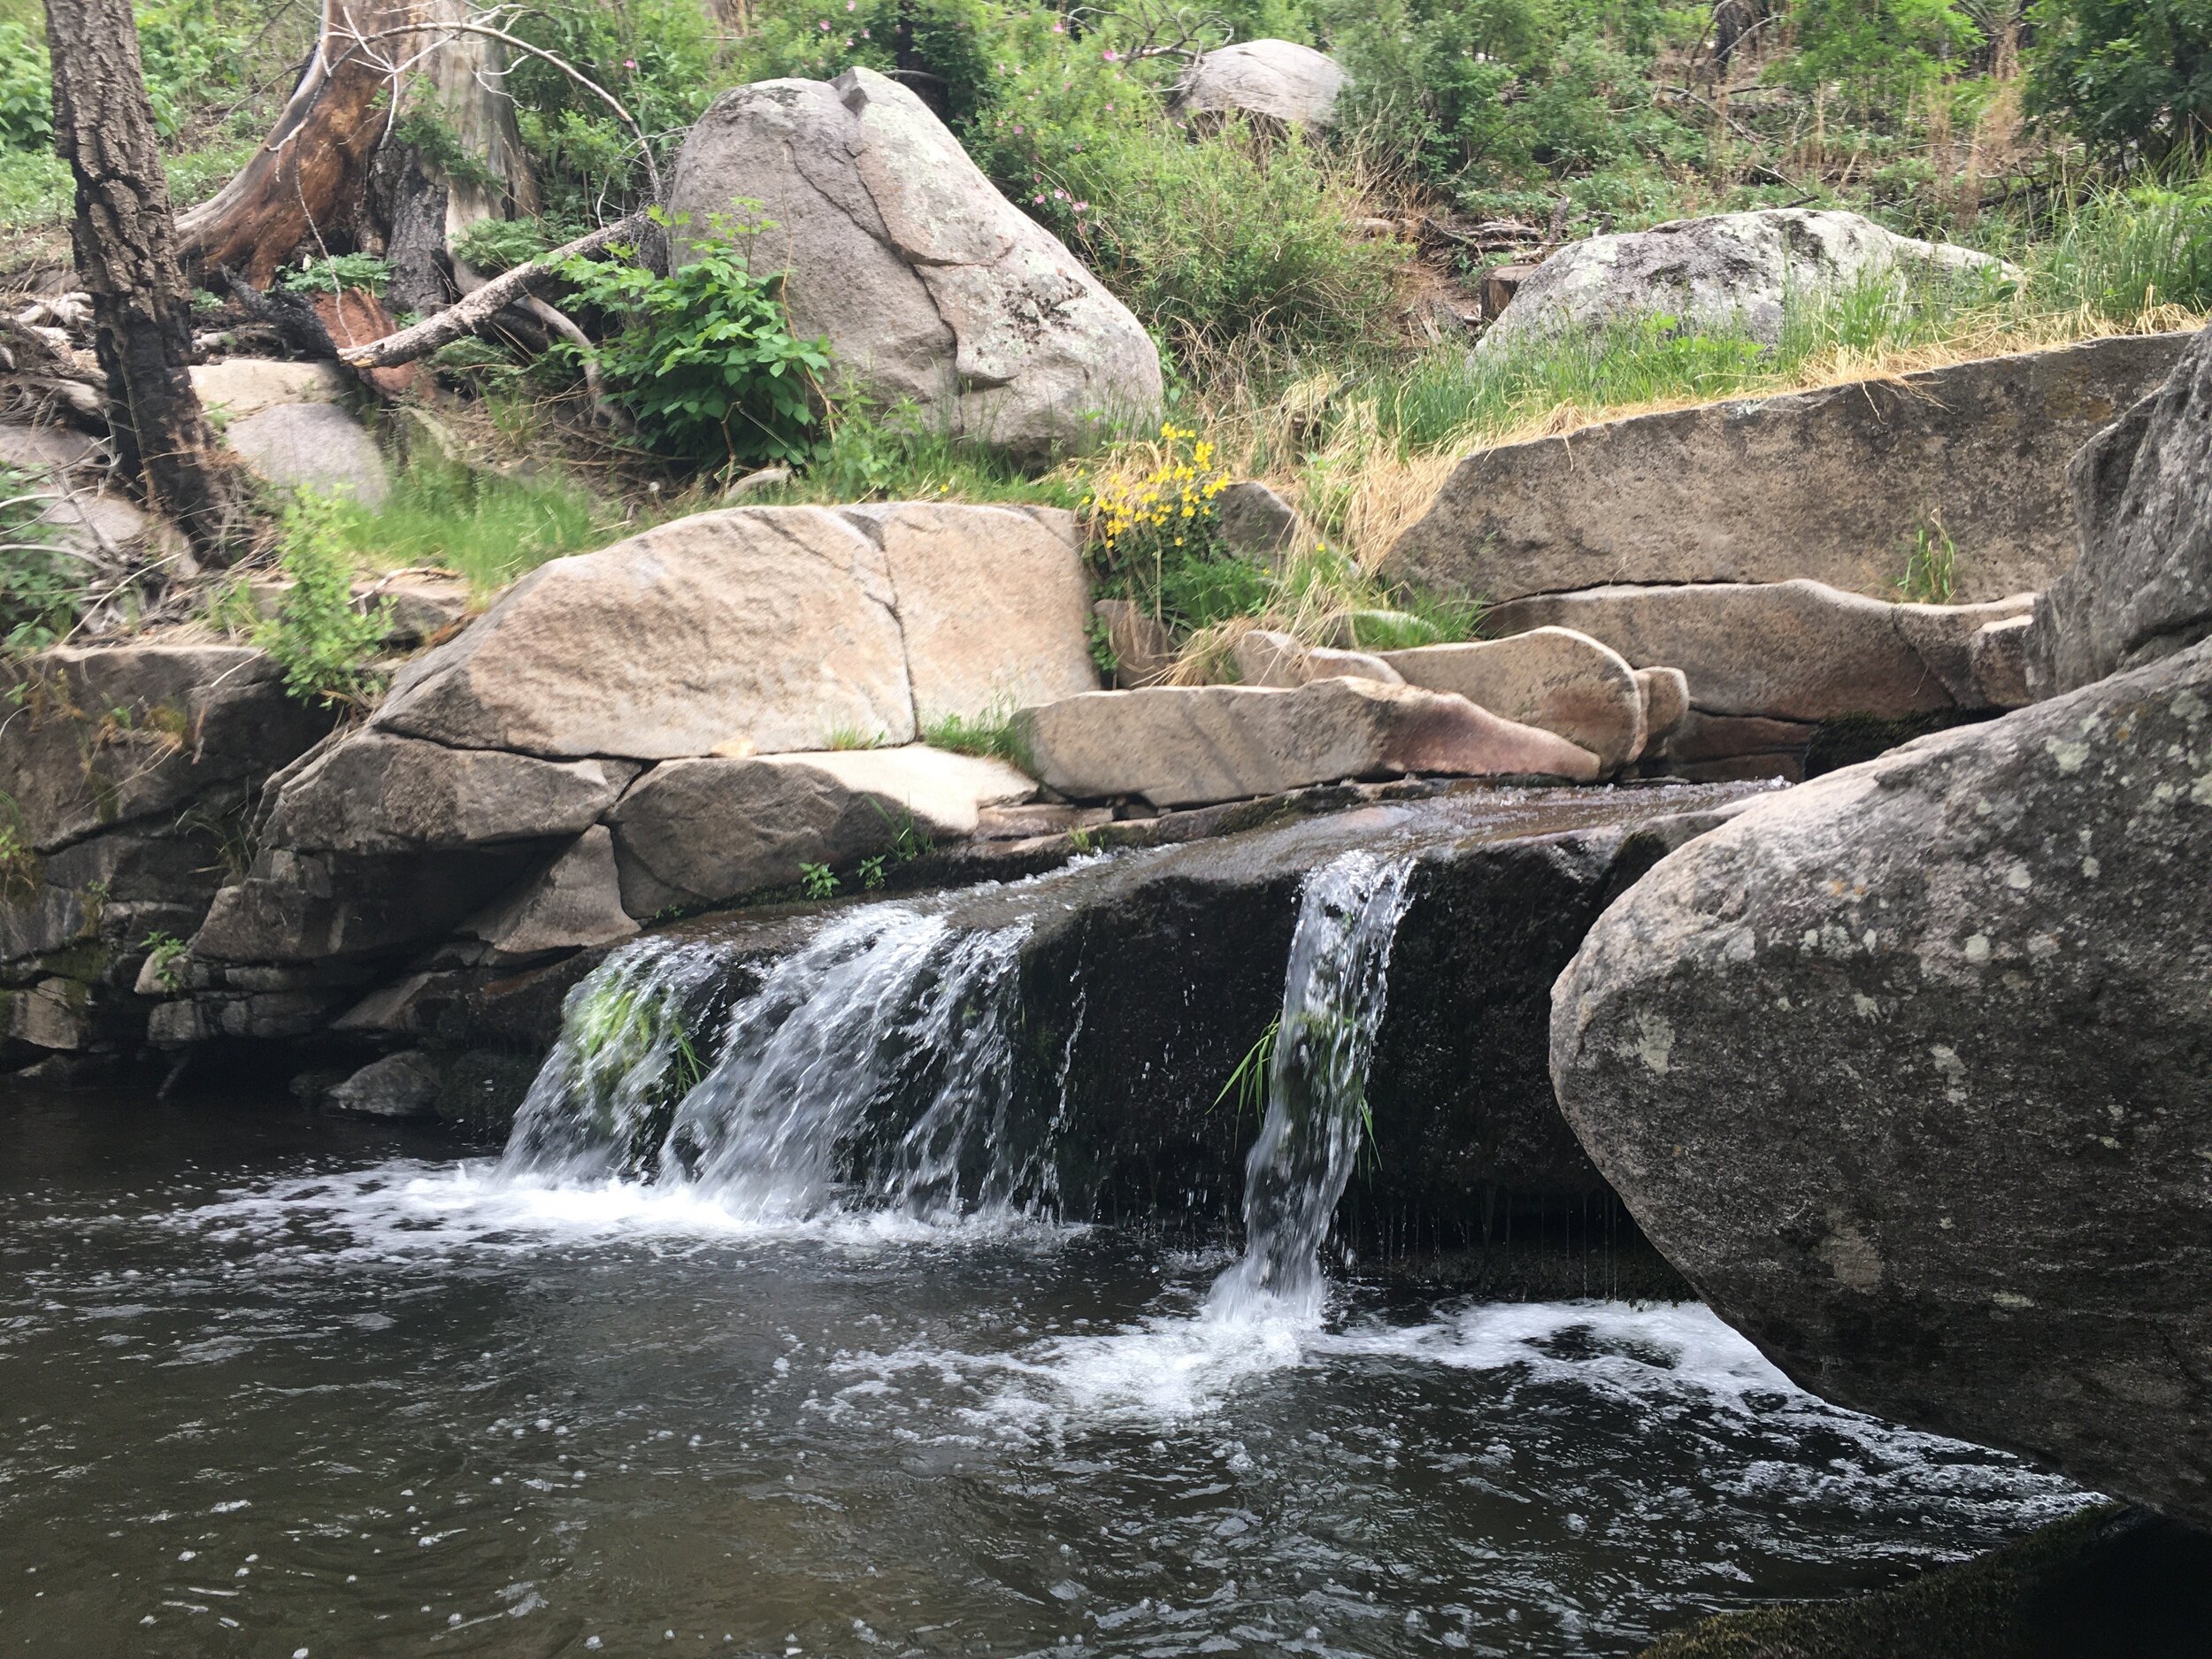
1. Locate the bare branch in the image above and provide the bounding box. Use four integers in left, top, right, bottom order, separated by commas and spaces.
336, 211, 648, 369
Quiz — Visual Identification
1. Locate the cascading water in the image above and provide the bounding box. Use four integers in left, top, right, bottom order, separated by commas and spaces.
501, 902, 1048, 1223
1208, 849, 1417, 1320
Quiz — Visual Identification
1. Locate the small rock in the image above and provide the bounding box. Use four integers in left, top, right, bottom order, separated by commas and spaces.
1970, 615, 2033, 710
226, 403, 390, 507
1233, 628, 1402, 688
0, 423, 100, 472
1012, 679, 1601, 809
1486, 581, 2032, 723
264, 733, 636, 855
1480, 209, 2014, 357
973, 803, 1115, 841
465, 826, 639, 958
1094, 598, 1179, 687
1217, 481, 1302, 564
326, 1050, 442, 1118
1384, 627, 1646, 775
1634, 666, 1690, 749
1174, 41, 1346, 127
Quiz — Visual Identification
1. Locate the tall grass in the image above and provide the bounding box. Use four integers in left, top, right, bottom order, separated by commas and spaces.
332, 456, 618, 592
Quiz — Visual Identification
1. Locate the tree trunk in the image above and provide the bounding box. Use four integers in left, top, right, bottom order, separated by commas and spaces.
179, 0, 537, 291
45, 0, 243, 558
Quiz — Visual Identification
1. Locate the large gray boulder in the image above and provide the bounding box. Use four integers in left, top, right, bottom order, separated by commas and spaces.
607, 745, 1036, 914
1383, 628, 1647, 775
1480, 209, 2011, 357
1173, 41, 1345, 126
373, 503, 1090, 760
2028, 323, 2212, 698
1013, 680, 1601, 807
1552, 639, 2212, 1527
1392, 334, 2189, 605
1486, 581, 2032, 723
465, 826, 638, 958
666, 67, 1162, 461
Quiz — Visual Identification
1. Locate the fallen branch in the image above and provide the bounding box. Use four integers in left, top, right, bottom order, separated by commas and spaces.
337, 211, 647, 370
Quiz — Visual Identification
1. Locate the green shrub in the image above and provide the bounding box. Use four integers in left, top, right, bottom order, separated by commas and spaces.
1780, 0, 1985, 113
2028, 0, 2212, 161
256, 495, 392, 708
557, 214, 832, 466
2032, 172, 2212, 314
0, 470, 81, 654
280, 251, 395, 296
0, 21, 52, 149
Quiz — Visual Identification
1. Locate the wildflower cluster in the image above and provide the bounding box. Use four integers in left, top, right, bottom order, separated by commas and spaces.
1083, 424, 1263, 634
1084, 423, 1231, 556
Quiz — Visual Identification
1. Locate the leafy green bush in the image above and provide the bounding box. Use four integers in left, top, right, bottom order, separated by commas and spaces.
730, 0, 997, 127
508, 0, 719, 218
256, 495, 392, 708
557, 215, 832, 466
1780, 0, 1984, 113
0, 471, 81, 654
0, 21, 52, 150
2028, 0, 2212, 160
280, 252, 394, 296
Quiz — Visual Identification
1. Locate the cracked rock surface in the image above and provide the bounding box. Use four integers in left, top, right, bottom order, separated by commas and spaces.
666, 66, 1162, 461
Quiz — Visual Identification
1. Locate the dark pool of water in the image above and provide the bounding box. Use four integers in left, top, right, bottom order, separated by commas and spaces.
0, 1090, 2090, 1659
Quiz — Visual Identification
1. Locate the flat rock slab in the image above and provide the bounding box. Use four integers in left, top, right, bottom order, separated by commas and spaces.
2030, 322, 2212, 697
1383, 627, 1646, 774
265, 733, 636, 854
1390, 333, 2190, 605
226, 402, 389, 507
1013, 679, 1601, 808
373, 503, 1098, 761
1479, 207, 2009, 357
666, 67, 1161, 461
1551, 638, 2212, 1529
608, 745, 1037, 914
1486, 580, 2032, 722
1174, 40, 1346, 125
0, 423, 100, 472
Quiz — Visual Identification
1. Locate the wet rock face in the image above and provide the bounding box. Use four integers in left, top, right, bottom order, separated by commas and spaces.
1550, 641, 2212, 1527
994, 788, 1751, 1237
2029, 322, 2212, 698
665, 67, 1162, 461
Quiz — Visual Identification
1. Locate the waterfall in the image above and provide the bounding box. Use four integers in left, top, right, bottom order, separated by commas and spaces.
1209, 850, 1417, 1320
502, 902, 1047, 1223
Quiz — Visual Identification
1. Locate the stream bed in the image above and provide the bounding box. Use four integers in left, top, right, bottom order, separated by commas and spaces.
0, 1087, 2092, 1659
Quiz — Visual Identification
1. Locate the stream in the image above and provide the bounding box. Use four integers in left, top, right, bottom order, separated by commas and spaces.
0, 842, 2096, 1657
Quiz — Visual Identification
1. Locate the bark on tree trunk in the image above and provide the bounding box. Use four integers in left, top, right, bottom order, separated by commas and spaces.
178, 0, 538, 290
45, 0, 243, 558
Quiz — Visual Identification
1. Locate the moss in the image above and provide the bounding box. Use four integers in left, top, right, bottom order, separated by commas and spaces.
1639, 1503, 2212, 1659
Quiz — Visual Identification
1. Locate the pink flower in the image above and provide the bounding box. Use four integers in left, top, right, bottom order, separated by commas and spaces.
1032, 193, 1046, 204
1053, 188, 1067, 199
859, 27, 869, 35
846, 1, 856, 10
818, 18, 830, 27
1050, 17, 1064, 29
1104, 102, 1114, 111
1012, 123, 1023, 133
1102, 48, 1118, 60
622, 57, 636, 68
1074, 201, 1089, 212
